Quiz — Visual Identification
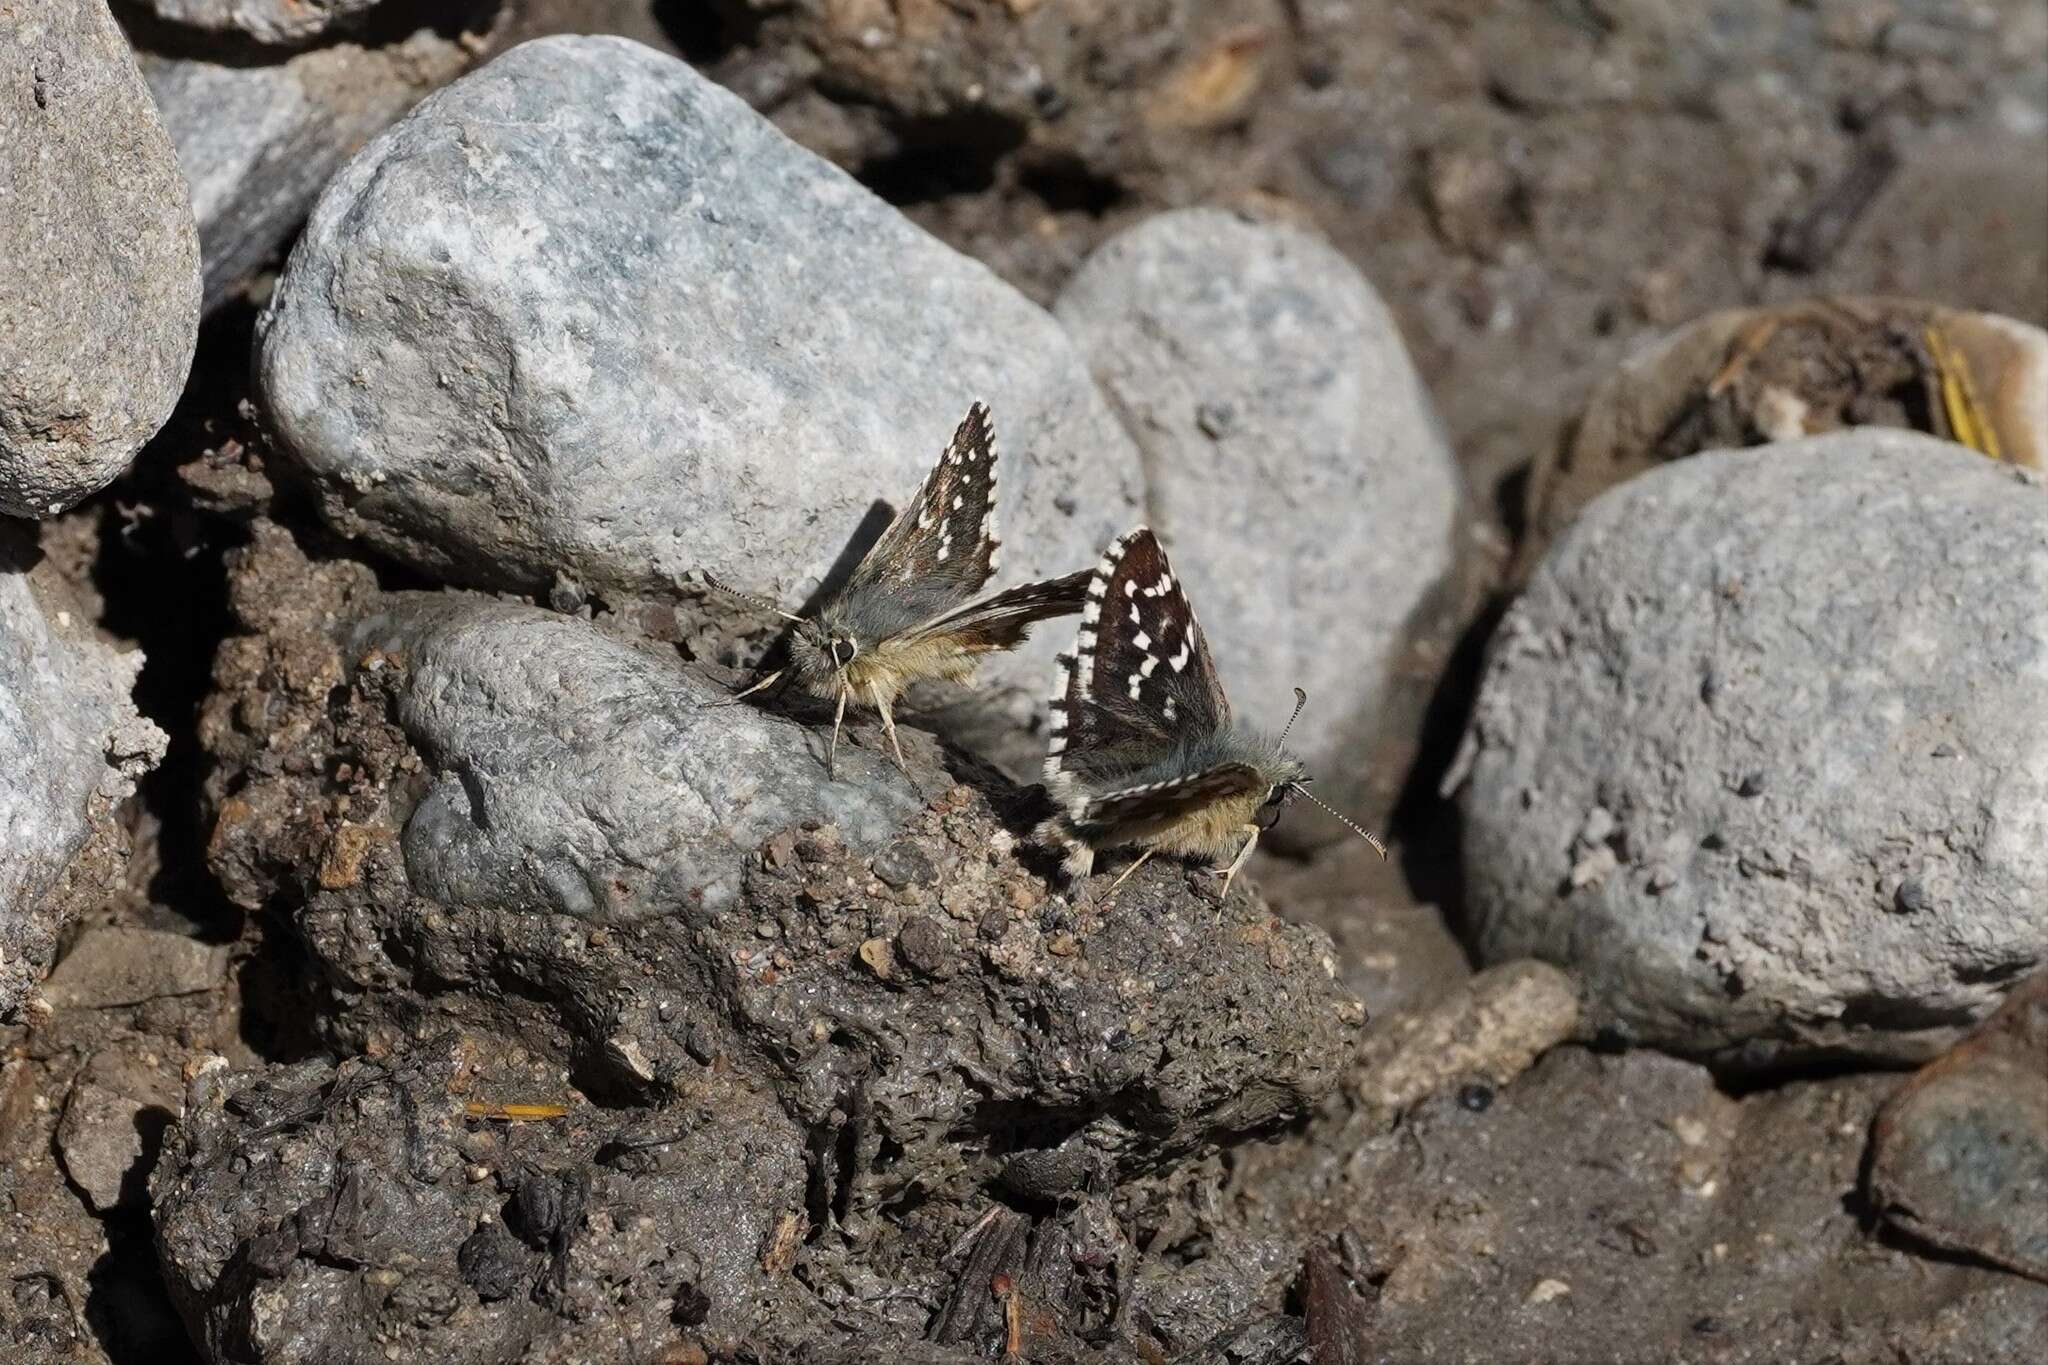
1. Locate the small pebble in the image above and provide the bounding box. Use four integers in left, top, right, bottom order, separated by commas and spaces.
1195, 400, 1238, 438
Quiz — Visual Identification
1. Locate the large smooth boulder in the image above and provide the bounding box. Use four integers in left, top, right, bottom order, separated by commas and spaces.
1460, 431, 2048, 1068
1055, 209, 1473, 825
256, 35, 1143, 714
1, 0, 201, 516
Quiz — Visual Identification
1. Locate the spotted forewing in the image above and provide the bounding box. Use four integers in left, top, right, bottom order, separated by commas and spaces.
841, 402, 1001, 605
1046, 528, 1254, 824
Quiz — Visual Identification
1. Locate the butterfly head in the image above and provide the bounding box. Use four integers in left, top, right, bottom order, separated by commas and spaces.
788, 611, 864, 694
1263, 690, 1388, 857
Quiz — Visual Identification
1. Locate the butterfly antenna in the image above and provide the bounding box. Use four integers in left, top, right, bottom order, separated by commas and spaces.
1277, 686, 1310, 748
697, 571, 806, 625
1289, 783, 1389, 860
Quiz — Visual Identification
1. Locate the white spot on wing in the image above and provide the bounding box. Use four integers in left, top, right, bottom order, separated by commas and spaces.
1133, 631, 1151, 651
1126, 673, 1143, 700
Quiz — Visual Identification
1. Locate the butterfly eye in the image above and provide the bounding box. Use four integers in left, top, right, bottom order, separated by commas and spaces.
1256, 788, 1290, 830
830, 638, 859, 668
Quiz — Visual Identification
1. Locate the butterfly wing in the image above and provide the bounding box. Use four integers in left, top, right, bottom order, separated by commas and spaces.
839, 402, 1002, 611
1069, 762, 1267, 835
1046, 527, 1231, 786
899, 569, 1091, 657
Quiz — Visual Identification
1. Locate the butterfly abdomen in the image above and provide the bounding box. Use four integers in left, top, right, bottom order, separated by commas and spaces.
1121, 786, 1271, 861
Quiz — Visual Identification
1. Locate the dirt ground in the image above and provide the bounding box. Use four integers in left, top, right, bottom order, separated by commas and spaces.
4, 1, 2046, 1362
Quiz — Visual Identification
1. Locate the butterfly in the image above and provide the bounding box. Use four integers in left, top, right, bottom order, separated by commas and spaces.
1036, 527, 1386, 901
705, 402, 1090, 776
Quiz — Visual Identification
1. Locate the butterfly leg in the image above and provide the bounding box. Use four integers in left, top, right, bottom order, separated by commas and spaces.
1103, 848, 1157, 901
707, 668, 785, 708
868, 681, 910, 776
1214, 826, 1262, 907
824, 684, 850, 779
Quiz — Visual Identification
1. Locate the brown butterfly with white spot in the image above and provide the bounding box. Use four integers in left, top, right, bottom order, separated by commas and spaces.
1036, 527, 1387, 901
706, 402, 1089, 776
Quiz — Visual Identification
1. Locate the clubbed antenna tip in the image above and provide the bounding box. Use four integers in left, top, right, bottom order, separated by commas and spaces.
1291, 783, 1390, 860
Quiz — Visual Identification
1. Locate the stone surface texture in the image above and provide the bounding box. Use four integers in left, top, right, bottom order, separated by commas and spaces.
1, 0, 201, 516
1871, 968, 2048, 1283
256, 35, 1143, 717
1461, 431, 2048, 1068
2, 541, 166, 1017
56, 1041, 183, 1213
1056, 208, 1473, 824
39, 927, 228, 1010
137, 14, 485, 314
349, 593, 928, 921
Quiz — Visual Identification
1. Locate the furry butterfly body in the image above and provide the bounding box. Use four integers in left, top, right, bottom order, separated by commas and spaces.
1039, 528, 1382, 898
714, 403, 1088, 774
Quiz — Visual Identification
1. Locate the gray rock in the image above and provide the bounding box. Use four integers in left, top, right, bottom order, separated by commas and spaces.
137, 18, 483, 314
1055, 208, 1472, 825
56, 1042, 183, 1213
349, 594, 925, 919
2, 544, 166, 1017
1, 0, 200, 516
257, 35, 1142, 718
139, 0, 384, 46
1459, 431, 2048, 1067
41, 927, 227, 1010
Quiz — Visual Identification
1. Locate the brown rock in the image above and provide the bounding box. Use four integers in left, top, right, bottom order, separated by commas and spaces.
56, 1043, 184, 1212
1869, 969, 2048, 1283
1520, 297, 2048, 580
41, 927, 225, 1010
